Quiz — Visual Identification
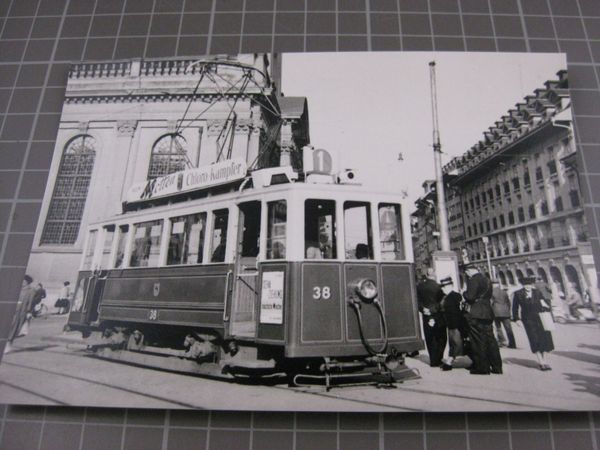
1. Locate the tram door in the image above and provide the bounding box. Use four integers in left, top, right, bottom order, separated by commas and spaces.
230, 201, 261, 337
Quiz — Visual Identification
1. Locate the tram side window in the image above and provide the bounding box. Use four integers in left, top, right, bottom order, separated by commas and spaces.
344, 201, 373, 260
168, 213, 207, 265
210, 209, 229, 263
100, 225, 115, 269
130, 220, 163, 267
305, 199, 336, 259
378, 203, 405, 260
82, 230, 97, 270
267, 200, 286, 259
114, 225, 129, 269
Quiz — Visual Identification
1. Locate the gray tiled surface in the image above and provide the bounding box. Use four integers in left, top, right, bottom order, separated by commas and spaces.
0, 0, 599, 449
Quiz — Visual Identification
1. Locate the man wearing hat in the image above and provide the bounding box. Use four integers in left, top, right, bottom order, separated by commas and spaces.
462, 264, 502, 375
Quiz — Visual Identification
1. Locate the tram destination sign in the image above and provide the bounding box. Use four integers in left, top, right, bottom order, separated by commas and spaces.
126, 158, 247, 203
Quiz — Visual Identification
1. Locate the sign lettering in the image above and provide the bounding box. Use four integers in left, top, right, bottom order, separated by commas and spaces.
126, 159, 247, 204
260, 271, 284, 324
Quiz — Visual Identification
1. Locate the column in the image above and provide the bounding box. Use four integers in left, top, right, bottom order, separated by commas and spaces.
116, 120, 138, 205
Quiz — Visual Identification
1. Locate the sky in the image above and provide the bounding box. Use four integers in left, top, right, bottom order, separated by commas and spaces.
280, 52, 566, 206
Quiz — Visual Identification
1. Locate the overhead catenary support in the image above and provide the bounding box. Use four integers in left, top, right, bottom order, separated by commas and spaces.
429, 61, 451, 253
429, 61, 460, 287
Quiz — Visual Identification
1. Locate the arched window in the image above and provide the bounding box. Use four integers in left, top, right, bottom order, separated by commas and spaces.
148, 133, 188, 179
506, 270, 515, 285
41, 135, 96, 245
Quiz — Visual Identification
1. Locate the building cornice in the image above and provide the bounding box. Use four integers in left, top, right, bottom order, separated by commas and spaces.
444, 70, 570, 185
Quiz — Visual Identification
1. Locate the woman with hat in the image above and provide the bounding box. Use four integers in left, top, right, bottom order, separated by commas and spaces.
512, 276, 554, 371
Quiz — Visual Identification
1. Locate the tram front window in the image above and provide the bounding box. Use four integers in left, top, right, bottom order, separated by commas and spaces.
305, 199, 336, 259
130, 220, 163, 267
379, 203, 404, 260
344, 201, 373, 260
267, 200, 286, 259
210, 209, 229, 263
168, 213, 207, 265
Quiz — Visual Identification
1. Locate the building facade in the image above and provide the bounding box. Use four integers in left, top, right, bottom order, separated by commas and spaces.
28, 54, 309, 289
412, 70, 598, 309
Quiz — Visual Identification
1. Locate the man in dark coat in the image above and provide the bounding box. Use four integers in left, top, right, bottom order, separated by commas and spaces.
462, 265, 502, 375
491, 281, 516, 348
416, 268, 447, 367
439, 277, 468, 371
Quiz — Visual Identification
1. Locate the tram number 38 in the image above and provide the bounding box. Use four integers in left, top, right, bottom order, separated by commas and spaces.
148, 309, 158, 320
312, 286, 331, 300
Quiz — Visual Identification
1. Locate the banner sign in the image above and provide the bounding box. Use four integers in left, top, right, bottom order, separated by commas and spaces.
126, 158, 247, 203
260, 271, 284, 325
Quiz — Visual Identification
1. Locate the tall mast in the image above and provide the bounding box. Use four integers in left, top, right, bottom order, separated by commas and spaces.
429, 61, 451, 252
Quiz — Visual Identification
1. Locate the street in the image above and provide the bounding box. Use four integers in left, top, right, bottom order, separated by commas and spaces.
0, 315, 599, 412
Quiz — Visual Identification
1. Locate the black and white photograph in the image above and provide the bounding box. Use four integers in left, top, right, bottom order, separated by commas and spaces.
1, 50, 598, 412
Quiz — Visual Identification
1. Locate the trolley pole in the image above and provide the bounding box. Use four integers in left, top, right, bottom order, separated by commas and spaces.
428, 61, 460, 287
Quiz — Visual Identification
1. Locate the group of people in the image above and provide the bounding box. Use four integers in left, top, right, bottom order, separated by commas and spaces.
416, 263, 555, 374
5, 275, 71, 354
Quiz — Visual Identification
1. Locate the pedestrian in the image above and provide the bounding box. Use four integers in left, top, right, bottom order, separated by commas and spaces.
512, 276, 554, 371
490, 280, 516, 349
566, 283, 584, 320
5, 275, 36, 354
462, 264, 502, 375
439, 277, 468, 371
31, 282, 46, 315
416, 267, 447, 367
535, 277, 553, 301
55, 281, 71, 315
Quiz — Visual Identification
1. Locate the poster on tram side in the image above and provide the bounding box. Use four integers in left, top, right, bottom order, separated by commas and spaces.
2, 50, 599, 413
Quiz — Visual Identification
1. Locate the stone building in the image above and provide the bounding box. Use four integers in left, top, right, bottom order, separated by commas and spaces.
27, 54, 309, 288
439, 70, 598, 307
411, 180, 438, 277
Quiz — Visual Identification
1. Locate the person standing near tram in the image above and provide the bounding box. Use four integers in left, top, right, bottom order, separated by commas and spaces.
416, 268, 447, 368
439, 277, 468, 371
462, 264, 502, 375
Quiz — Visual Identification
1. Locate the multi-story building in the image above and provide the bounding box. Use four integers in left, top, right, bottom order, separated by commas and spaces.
411, 180, 438, 277
27, 54, 309, 289
440, 70, 597, 305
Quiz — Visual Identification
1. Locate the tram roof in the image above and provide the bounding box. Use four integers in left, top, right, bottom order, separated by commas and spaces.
93, 180, 407, 227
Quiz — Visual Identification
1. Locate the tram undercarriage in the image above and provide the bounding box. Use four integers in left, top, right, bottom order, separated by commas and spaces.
67, 322, 420, 390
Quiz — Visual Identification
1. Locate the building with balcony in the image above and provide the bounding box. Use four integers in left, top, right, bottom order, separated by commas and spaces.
440, 70, 597, 306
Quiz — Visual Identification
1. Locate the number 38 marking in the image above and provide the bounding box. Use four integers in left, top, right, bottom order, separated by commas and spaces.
312, 286, 331, 300
148, 309, 158, 320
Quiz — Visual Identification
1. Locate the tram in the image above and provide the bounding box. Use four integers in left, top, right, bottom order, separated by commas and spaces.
65, 158, 423, 386
64, 56, 423, 387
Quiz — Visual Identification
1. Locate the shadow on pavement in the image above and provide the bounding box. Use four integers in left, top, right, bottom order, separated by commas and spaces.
6, 345, 59, 355
563, 372, 600, 397
504, 357, 539, 370
553, 351, 600, 365
577, 343, 600, 352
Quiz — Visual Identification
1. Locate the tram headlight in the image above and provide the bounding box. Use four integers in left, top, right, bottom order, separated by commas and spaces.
353, 278, 378, 302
